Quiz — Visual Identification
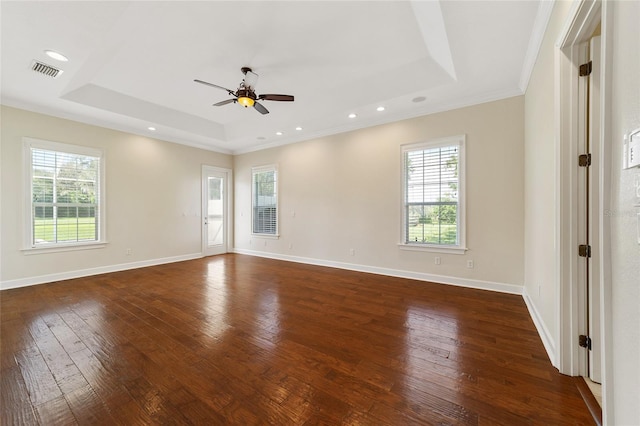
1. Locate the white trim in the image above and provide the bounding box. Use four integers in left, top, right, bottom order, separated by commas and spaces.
0, 253, 202, 291
23, 137, 103, 158
598, 2, 614, 423
523, 286, 557, 365
21, 241, 108, 255
233, 248, 523, 295
556, 0, 600, 48
519, 0, 556, 92
397, 243, 467, 255
251, 234, 280, 240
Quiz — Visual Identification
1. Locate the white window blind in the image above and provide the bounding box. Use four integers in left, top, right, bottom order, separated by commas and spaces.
252, 165, 278, 235
402, 136, 465, 252
24, 139, 104, 248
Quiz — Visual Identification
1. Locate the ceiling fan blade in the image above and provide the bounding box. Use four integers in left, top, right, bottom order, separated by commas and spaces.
194, 79, 235, 95
253, 101, 269, 115
213, 99, 236, 107
243, 71, 259, 90
258, 94, 294, 102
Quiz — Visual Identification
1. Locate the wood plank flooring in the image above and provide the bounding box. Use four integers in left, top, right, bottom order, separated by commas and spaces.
1, 254, 594, 425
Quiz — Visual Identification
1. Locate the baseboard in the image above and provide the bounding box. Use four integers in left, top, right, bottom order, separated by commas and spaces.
0, 253, 203, 290
522, 287, 557, 366
232, 248, 523, 295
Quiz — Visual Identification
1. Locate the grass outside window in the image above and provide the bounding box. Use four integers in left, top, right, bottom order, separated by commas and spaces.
34, 216, 97, 244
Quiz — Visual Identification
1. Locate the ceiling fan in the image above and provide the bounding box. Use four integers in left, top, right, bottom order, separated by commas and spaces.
194, 67, 294, 115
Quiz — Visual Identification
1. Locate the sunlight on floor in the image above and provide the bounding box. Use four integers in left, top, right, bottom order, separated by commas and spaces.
584, 377, 602, 407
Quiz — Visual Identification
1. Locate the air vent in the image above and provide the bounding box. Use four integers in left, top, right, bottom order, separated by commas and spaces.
31, 60, 63, 78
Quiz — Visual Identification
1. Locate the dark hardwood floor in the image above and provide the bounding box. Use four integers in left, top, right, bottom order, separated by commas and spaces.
1, 254, 594, 425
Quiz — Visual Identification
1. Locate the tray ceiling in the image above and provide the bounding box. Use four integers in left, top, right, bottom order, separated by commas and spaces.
1, 1, 550, 154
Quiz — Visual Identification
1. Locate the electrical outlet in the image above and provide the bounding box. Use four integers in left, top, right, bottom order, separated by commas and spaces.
435, 256, 441, 265
349, 248, 355, 256
126, 248, 132, 256
467, 260, 474, 269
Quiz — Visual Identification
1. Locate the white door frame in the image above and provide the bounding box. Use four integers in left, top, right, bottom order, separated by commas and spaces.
202, 165, 233, 256
555, 0, 613, 422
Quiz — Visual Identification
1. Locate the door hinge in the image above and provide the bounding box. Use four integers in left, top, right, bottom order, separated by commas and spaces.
579, 61, 592, 76
579, 334, 592, 350
578, 153, 592, 167
578, 244, 591, 258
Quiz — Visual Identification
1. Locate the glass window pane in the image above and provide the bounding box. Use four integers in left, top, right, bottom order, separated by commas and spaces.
207, 177, 224, 246
33, 206, 54, 243
33, 177, 53, 203
404, 141, 460, 246
30, 145, 101, 246
252, 168, 278, 235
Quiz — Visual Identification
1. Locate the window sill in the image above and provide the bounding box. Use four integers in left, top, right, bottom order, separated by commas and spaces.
398, 243, 467, 255
251, 234, 280, 240
22, 241, 108, 255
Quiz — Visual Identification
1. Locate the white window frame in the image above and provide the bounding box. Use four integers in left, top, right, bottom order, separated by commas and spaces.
22, 138, 107, 253
399, 135, 467, 254
251, 164, 279, 238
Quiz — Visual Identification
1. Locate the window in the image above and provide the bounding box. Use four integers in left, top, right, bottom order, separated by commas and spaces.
252, 165, 278, 236
401, 135, 466, 253
24, 138, 105, 250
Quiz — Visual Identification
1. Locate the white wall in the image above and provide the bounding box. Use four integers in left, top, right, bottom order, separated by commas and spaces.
523, 0, 574, 363
234, 97, 525, 291
609, 1, 640, 423
0, 106, 232, 288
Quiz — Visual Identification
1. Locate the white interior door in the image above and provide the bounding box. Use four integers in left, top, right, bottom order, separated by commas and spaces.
202, 166, 230, 256
577, 36, 603, 384
588, 35, 602, 383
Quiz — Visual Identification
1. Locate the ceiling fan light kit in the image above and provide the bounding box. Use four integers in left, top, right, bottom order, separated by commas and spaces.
194, 67, 293, 115
236, 91, 255, 108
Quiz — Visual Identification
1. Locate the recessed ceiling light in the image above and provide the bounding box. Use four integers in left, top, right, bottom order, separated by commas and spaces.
376, 106, 385, 112
348, 113, 357, 118
44, 50, 68, 62
412, 96, 427, 103
148, 127, 156, 131
276, 131, 283, 136
295, 126, 302, 131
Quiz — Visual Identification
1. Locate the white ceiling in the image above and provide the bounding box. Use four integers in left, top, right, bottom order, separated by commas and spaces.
1, 1, 551, 154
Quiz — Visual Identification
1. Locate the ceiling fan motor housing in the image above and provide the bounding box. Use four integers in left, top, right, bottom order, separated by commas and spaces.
236, 89, 256, 99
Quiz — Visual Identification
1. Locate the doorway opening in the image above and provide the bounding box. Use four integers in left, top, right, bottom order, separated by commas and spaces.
556, 0, 612, 422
